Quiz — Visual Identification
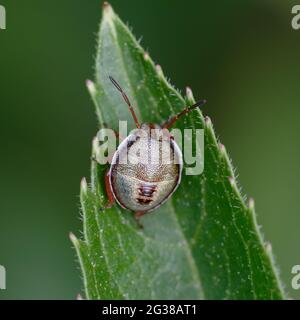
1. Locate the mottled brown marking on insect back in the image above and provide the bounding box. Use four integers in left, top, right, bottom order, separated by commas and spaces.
136, 184, 157, 205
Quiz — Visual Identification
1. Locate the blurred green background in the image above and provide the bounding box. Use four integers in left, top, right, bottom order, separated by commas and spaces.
0, 0, 299, 299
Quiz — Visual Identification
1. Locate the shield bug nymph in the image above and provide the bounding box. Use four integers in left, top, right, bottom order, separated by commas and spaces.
99, 76, 206, 222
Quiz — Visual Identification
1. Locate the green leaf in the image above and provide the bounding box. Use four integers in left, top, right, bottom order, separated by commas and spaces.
71, 3, 285, 300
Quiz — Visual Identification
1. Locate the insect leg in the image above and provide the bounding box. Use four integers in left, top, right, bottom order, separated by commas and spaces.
102, 169, 115, 209
162, 99, 207, 129
134, 211, 147, 228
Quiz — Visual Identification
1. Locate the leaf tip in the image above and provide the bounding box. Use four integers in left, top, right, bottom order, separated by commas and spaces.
102, 1, 111, 10
228, 176, 235, 187
76, 293, 84, 300
86, 79, 96, 96
69, 232, 78, 245
205, 116, 212, 126
219, 142, 226, 153
102, 1, 114, 19
143, 52, 150, 61
248, 197, 255, 210
156, 64, 164, 77
265, 241, 272, 254
81, 177, 88, 194
186, 86, 195, 102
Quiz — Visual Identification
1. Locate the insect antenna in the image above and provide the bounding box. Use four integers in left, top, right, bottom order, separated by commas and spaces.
109, 76, 141, 128
163, 99, 207, 129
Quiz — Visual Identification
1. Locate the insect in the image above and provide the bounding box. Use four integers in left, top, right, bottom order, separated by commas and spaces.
100, 76, 206, 222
